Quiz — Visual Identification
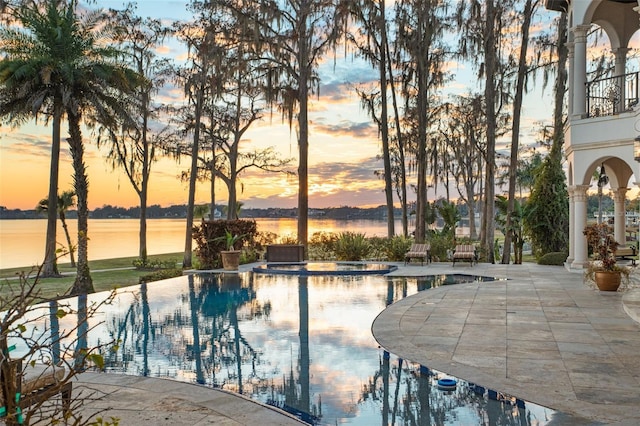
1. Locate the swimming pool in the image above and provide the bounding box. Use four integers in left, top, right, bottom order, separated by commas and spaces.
253, 261, 397, 275
20, 272, 562, 425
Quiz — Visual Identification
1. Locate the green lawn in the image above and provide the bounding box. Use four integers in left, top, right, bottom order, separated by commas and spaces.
0, 252, 185, 300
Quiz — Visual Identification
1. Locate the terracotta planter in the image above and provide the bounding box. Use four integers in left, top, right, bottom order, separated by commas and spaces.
220, 250, 241, 271
594, 270, 621, 292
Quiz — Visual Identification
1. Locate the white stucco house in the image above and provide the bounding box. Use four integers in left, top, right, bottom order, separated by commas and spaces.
545, 0, 640, 269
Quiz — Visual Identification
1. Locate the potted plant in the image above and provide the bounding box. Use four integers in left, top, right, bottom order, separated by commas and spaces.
218, 230, 245, 271
583, 222, 629, 291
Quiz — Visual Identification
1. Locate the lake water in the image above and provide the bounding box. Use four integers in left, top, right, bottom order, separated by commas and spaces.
0, 218, 405, 269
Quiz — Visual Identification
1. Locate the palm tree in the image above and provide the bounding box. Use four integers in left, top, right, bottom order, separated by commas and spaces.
0, 0, 70, 277
194, 204, 209, 219
61, 5, 142, 295
1, 1, 141, 293
438, 200, 461, 239
36, 190, 76, 267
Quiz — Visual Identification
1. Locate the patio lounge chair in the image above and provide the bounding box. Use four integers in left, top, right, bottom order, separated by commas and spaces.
0, 350, 72, 422
614, 245, 637, 265
405, 243, 431, 265
452, 244, 477, 266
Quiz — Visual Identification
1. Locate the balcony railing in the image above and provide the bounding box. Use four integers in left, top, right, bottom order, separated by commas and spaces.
586, 72, 639, 118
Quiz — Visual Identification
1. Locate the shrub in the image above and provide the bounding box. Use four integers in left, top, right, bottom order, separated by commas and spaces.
537, 252, 568, 266
367, 236, 390, 260
132, 258, 177, 270
384, 235, 413, 261
240, 249, 259, 264
255, 231, 278, 249
523, 146, 569, 259
334, 232, 371, 261
279, 234, 298, 244
138, 268, 183, 283
428, 232, 456, 261
308, 231, 338, 260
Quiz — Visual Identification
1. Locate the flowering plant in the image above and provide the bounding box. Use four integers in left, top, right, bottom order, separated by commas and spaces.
583, 222, 619, 271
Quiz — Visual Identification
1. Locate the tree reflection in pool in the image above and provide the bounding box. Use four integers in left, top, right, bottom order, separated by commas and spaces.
49, 273, 566, 425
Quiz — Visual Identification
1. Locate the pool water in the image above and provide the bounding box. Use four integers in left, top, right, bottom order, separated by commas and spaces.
253, 261, 397, 275
23, 273, 560, 425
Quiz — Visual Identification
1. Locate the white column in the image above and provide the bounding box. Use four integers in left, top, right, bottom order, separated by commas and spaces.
614, 48, 629, 76
612, 188, 628, 244
567, 186, 576, 264
572, 25, 590, 119
571, 185, 590, 268
567, 42, 575, 116
637, 182, 640, 246
614, 47, 630, 112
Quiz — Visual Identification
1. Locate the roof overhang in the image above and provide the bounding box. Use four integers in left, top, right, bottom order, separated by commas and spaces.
546, 0, 638, 12
545, 0, 569, 12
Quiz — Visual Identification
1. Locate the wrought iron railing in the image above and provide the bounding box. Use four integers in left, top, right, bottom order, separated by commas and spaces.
586, 71, 639, 117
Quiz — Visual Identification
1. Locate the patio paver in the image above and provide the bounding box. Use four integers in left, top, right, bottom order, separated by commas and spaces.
374, 262, 640, 426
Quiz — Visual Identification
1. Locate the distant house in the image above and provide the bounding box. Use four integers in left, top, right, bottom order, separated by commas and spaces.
308, 209, 326, 217
545, 0, 640, 268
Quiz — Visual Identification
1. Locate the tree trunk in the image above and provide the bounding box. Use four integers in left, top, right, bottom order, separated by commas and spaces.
297, 3, 310, 256
59, 211, 76, 267
139, 184, 148, 262
378, 0, 395, 238
228, 149, 238, 220
68, 111, 94, 295
415, 12, 429, 244
552, 12, 568, 154
227, 86, 243, 220
210, 161, 216, 219
466, 177, 478, 240
139, 83, 150, 263
42, 105, 62, 277
483, 0, 497, 263
183, 78, 205, 268
502, 0, 533, 264
386, 35, 408, 237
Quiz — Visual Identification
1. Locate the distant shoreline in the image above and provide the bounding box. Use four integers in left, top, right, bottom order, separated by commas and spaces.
0, 205, 398, 221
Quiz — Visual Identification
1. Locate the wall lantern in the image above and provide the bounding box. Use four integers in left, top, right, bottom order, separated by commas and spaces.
635, 135, 640, 162
597, 163, 608, 224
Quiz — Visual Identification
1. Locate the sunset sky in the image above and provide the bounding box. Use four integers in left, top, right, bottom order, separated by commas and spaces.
0, 2, 631, 211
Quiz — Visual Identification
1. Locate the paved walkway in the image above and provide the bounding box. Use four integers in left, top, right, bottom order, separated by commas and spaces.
375, 262, 640, 426
67, 262, 640, 425
74, 373, 306, 425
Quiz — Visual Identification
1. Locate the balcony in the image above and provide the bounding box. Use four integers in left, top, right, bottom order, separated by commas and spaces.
586, 72, 639, 118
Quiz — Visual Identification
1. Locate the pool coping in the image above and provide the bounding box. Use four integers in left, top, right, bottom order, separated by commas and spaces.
73, 372, 307, 425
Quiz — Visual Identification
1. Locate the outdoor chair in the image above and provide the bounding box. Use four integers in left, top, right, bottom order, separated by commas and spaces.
452, 244, 477, 266
405, 243, 431, 265
0, 347, 72, 422
614, 244, 637, 265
